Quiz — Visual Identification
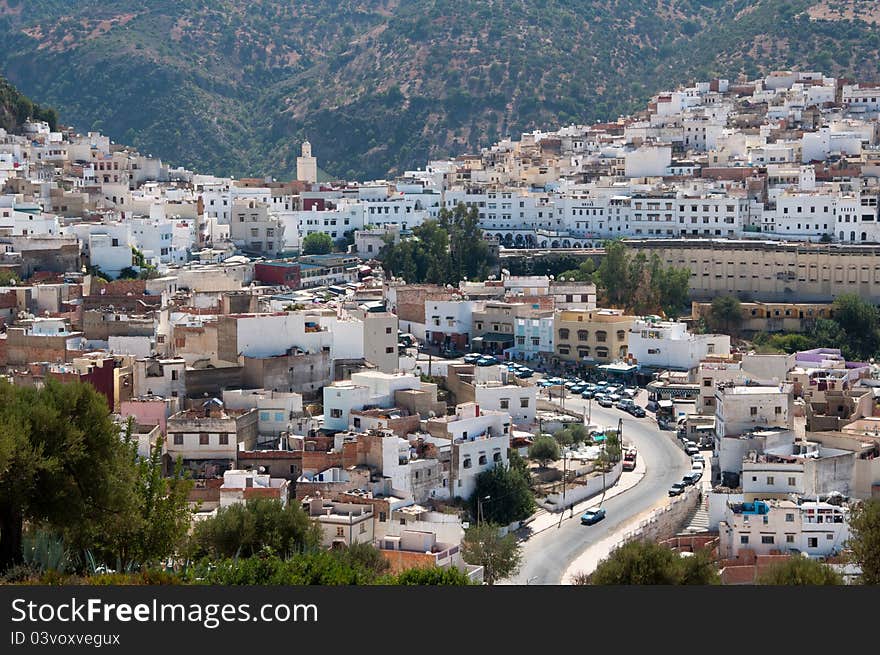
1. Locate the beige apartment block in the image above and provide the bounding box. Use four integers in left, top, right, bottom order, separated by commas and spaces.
553, 308, 635, 364
627, 239, 880, 303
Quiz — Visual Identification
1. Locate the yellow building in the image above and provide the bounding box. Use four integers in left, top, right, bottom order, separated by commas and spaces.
553, 308, 635, 364
690, 300, 835, 333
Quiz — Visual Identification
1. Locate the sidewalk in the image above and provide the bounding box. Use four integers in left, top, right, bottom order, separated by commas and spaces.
517, 454, 647, 538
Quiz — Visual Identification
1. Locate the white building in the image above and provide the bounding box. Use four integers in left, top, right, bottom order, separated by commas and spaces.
628, 319, 730, 371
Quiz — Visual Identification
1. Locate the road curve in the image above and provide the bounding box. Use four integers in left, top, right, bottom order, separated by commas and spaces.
506, 395, 691, 585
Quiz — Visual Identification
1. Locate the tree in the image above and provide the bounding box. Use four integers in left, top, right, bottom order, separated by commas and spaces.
528, 434, 560, 469
596, 240, 630, 307
0, 380, 137, 572
98, 425, 192, 570
589, 540, 718, 585
118, 267, 140, 280
471, 463, 535, 526
391, 566, 473, 585
707, 295, 742, 336
302, 231, 333, 255
461, 523, 522, 585
847, 498, 880, 584
757, 556, 843, 585
0, 269, 19, 285
188, 498, 320, 560
553, 427, 574, 447
831, 294, 880, 361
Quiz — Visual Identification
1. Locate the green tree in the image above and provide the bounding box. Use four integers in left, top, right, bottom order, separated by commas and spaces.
528, 434, 560, 468
118, 267, 139, 280
188, 498, 320, 560
460, 523, 522, 585
831, 294, 880, 361
390, 566, 473, 585
440, 202, 498, 283
707, 295, 742, 336
471, 463, 535, 526
596, 240, 630, 307
757, 556, 843, 585
99, 425, 192, 570
590, 540, 717, 585
847, 498, 880, 585
302, 232, 334, 255
0, 269, 19, 285
0, 380, 137, 572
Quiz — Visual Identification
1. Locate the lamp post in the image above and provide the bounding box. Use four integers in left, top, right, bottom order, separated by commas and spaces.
478, 495, 491, 526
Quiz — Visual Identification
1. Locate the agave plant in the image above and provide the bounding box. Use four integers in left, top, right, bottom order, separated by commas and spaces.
21, 531, 70, 574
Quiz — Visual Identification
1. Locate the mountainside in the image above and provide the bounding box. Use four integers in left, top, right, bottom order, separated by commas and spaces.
1, 0, 878, 180
0, 74, 57, 133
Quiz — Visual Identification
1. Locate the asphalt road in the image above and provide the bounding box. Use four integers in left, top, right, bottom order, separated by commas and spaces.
506, 392, 692, 585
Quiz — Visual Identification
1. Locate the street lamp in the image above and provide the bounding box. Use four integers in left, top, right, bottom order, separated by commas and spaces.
478, 495, 491, 525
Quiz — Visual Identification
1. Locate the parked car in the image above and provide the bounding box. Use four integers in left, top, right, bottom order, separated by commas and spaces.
581, 389, 596, 399
682, 471, 701, 485
628, 405, 646, 418
622, 387, 639, 399
580, 508, 607, 525
616, 398, 635, 411
516, 369, 534, 379
691, 453, 705, 464
607, 393, 622, 403
691, 461, 705, 473
668, 482, 686, 496
476, 355, 499, 366
646, 399, 659, 412
570, 384, 587, 394
596, 395, 614, 408
685, 445, 700, 456
463, 353, 481, 364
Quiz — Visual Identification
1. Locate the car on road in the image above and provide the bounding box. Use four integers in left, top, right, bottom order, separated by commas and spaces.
516, 369, 534, 379
580, 508, 607, 525
668, 482, 686, 496
463, 353, 481, 364
628, 405, 646, 418
617, 398, 635, 411
596, 395, 614, 408
476, 355, 500, 366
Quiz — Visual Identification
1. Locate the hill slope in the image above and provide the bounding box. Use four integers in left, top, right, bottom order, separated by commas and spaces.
0, 0, 878, 180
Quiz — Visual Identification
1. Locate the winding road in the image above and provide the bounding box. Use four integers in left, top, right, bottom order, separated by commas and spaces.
505, 393, 692, 585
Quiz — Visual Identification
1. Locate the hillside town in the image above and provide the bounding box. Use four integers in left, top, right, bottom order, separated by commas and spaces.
3, 69, 880, 584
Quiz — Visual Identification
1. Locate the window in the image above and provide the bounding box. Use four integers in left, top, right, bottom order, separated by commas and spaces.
173, 434, 183, 445
703, 378, 712, 387
330, 408, 343, 418
493, 452, 502, 462
808, 537, 818, 548
788, 477, 796, 486
478, 455, 487, 466
520, 397, 529, 408
577, 329, 588, 341
463, 457, 472, 469
786, 534, 795, 543
199, 433, 209, 445
596, 330, 607, 342
385, 346, 394, 354
359, 522, 367, 534
558, 328, 570, 340
379, 512, 387, 522
767, 476, 774, 485
774, 406, 782, 415
750, 407, 757, 416
500, 398, 510, 409
171, 369, 179, 381
785, 513, 794, 522
740, 535, 749, 544
219, 434, 229, 445
761, 535, 774, 544
336, 527, 345, 538
385, 327, 392, 334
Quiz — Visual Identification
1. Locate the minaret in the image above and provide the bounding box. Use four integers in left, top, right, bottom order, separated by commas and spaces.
297, 139, 317, 184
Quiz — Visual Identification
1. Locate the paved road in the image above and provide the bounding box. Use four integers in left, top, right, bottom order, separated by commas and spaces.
506, 392, 692, 585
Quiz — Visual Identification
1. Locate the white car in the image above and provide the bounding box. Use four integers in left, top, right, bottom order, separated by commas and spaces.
691, 461, 704, 472
691, 453, 705, 464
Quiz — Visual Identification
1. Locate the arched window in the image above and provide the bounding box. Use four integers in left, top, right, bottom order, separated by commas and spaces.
558, 328, 570, 340
616, 330, 626, 341
596, 330, 608, 343
577, 329, 589, 341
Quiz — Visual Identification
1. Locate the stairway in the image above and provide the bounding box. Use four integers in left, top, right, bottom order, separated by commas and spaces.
682, 494, 710, 533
